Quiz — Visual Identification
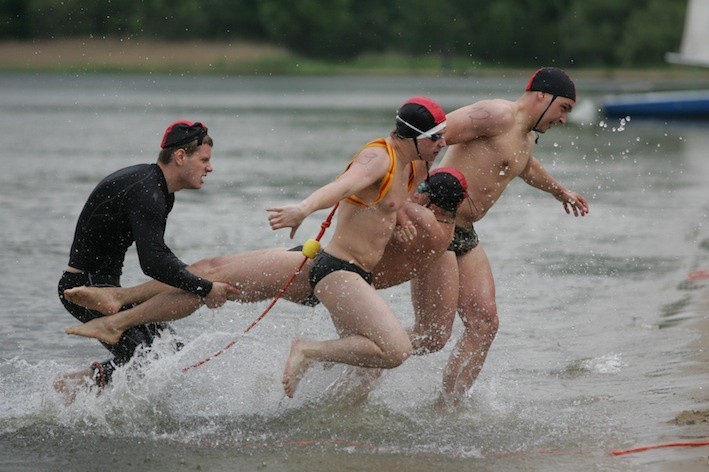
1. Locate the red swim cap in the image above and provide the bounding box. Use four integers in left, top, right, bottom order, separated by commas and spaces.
396, 96, 447, 139
161, 121, 209, 149
421, 167, 468, 213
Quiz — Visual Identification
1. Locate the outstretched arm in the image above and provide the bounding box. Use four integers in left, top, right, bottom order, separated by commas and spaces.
267, 146, 390, 238
267, 179, 354, 238
520, 156, 589, 217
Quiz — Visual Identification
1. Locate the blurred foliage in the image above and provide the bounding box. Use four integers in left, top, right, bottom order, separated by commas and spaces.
0, 0, 688, 67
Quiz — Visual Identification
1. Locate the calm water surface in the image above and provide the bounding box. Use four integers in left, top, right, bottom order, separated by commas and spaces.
0, 73, 707, 471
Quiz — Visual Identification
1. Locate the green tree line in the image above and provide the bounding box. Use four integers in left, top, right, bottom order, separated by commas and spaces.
0, 0, 687, 67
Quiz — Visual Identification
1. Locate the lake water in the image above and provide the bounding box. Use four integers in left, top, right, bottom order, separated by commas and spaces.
0, 73, 707, 471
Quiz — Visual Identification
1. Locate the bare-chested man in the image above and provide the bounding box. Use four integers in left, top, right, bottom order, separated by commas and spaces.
411, 67, 589, 407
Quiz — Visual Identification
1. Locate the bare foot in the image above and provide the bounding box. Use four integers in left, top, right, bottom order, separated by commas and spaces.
66, 317, 123, 345
282, 339, 313, 398
434, 391, 462, 413
64, 286, 122, 315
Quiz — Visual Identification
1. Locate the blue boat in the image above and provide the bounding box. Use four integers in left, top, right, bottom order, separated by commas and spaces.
602, 90, 709, 119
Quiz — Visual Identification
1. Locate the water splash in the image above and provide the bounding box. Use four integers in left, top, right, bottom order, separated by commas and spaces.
561, 354, 626, 377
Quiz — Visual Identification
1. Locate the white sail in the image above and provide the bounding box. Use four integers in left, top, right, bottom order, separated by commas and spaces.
666, 0, 709, 67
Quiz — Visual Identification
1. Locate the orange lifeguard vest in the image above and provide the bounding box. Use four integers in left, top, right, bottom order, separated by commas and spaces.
343, 137, 417, 207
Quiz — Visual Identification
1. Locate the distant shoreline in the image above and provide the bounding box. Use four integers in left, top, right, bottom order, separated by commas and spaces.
0, 38, 290, 75
2, 38, 709, 79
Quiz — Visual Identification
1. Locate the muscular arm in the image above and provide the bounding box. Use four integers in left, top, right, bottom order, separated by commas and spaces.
374, 201, 453, 288
400, 201, 450, 244
268, 147, 390, 237
519, 155, 566, 197
129, 188, 213, 296
519, 156, 589, 216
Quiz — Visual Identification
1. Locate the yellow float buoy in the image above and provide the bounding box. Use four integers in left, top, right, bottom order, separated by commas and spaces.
302, 238, 321, 259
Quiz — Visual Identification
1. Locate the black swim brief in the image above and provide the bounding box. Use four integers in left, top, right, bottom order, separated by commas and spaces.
287, 248, 373, 306
309, 250, 373, 289
287, 245, 321, 307
448, 224, 480, 256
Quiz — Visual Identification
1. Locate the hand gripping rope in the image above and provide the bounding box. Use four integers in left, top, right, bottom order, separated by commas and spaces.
181, 203, 340, 373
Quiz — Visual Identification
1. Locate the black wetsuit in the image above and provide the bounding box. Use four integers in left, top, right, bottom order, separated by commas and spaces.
58, 163, 212, 386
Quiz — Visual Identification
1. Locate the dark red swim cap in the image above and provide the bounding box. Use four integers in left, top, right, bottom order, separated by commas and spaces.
422, 167, 468, 213
525, 67, 576, 101
161, 121, 209, 149
396, 96, 447, 139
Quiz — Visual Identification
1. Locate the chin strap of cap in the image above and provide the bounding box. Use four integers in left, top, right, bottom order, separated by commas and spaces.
532, 95, 558, 136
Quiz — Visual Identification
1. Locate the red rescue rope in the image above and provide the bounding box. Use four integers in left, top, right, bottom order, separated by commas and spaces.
181, 203, 339, 373
610, 440, 709, 456
688, 269, 709, 280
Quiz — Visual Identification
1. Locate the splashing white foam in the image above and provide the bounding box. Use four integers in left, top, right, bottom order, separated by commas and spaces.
580, 353, 625, 374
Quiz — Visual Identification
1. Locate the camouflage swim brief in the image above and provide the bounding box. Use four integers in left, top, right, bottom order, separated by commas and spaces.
448, 224, 479, 256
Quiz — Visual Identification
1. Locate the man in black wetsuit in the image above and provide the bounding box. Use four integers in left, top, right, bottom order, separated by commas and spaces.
55, 120, 237, 396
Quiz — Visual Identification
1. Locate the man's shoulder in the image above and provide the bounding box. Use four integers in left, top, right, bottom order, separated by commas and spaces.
455, 97, 514, 112
101, 163, 154, 182
350, 140, 394, 173
447, 99, 516, 142
96, 163, 164, 201
476, 98, 516, 123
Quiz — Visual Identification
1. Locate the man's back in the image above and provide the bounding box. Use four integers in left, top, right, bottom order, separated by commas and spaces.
68, 163, 172, 275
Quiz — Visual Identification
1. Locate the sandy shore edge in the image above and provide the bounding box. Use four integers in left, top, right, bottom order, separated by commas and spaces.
3, 38, 709, 79
0, 38, 289, 72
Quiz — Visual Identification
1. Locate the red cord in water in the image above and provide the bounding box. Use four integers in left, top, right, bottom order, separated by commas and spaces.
688, 269, 709, 280
181, 203, 339, 373
611, 440, 709, 456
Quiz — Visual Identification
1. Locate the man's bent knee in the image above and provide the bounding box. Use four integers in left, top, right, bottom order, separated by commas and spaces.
187, 257, 219, 275
460, 303, 498, 334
